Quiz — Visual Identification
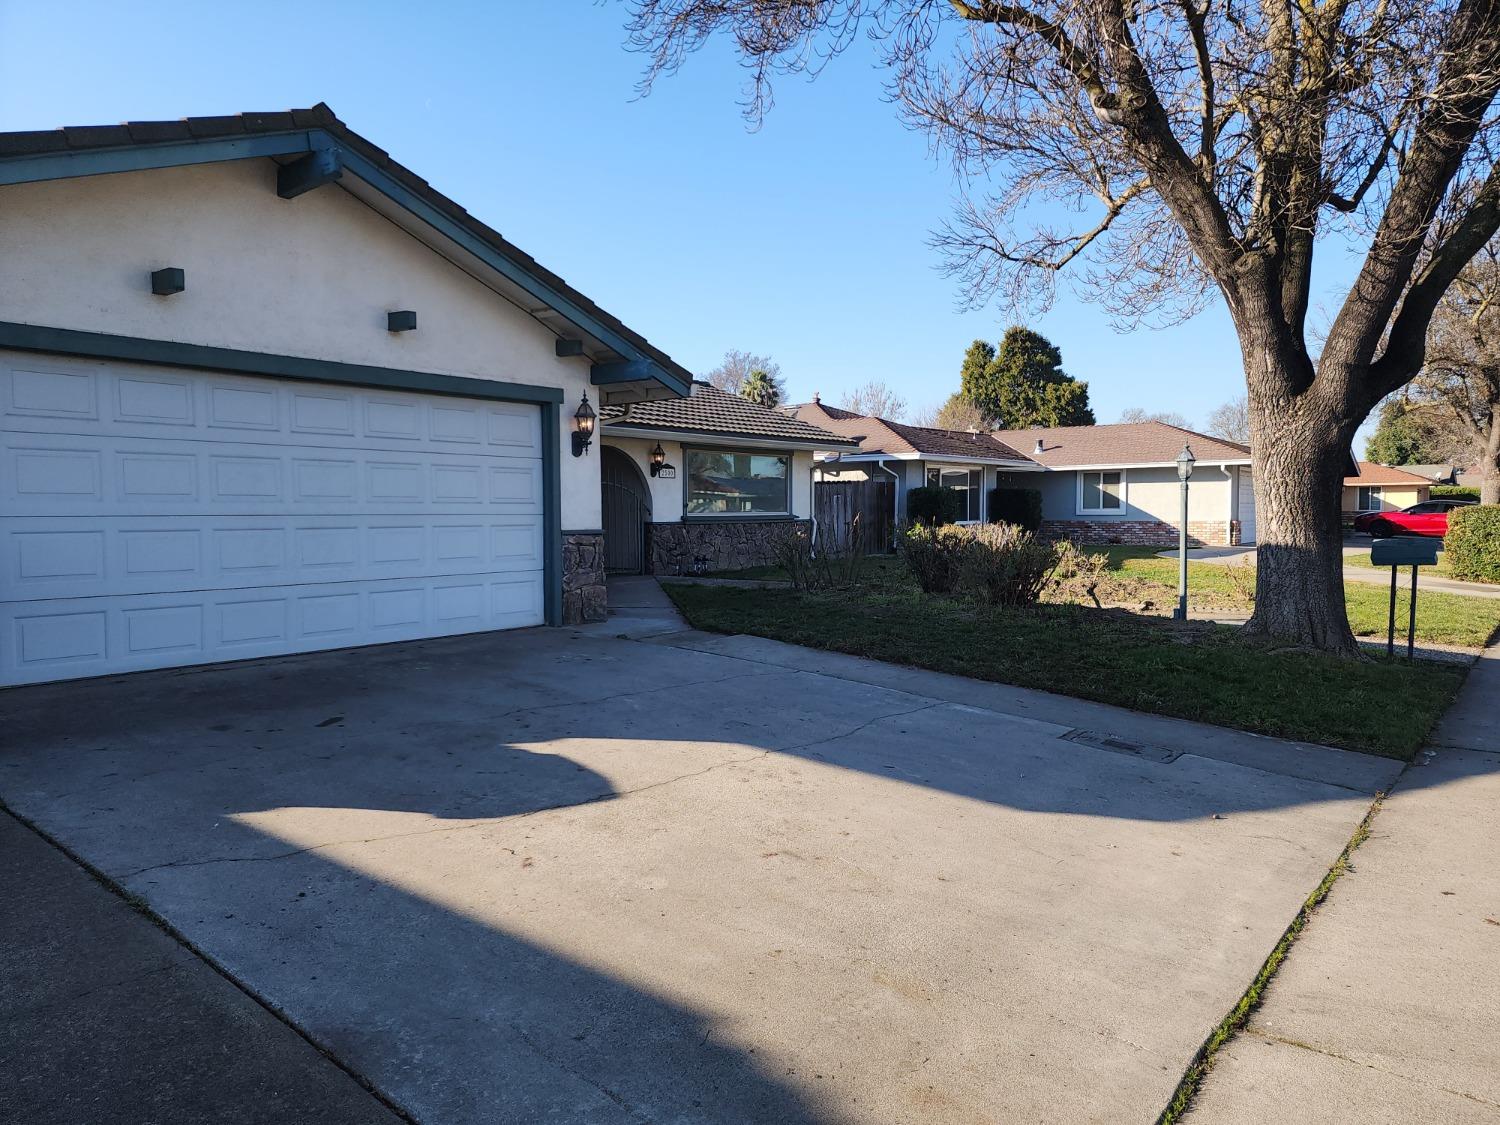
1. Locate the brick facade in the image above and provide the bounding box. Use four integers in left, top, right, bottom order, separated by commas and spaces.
561, 532, 607, 624
1041, 519, 1237, 547
648, 519, 807, 575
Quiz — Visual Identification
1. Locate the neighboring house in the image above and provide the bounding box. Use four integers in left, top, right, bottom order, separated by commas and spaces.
1342, 462, 1433, 513
1398, 464, 1460, 485
599, 383, 858, 575
0, 104, 723, 686
793, 400, 1256, 546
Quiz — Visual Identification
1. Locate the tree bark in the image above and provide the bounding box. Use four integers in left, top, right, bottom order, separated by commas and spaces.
1481, 410, 1500, 505
1241, 351, 1362, 655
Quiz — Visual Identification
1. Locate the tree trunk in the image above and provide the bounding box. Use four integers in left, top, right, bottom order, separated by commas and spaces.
1241, 362, 1362, 655
1480, 411, 1500, 506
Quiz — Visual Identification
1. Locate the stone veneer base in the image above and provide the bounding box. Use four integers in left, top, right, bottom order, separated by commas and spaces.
562, 532, 607, 624
1041, 519, 1240, 547
648, 519, 809, 575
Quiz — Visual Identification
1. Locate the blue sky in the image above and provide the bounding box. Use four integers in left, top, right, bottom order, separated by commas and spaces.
0, 1, 1369, 434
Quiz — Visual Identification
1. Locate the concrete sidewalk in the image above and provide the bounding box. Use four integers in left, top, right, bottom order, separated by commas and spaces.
0, 810, 402, 1125
1188, 644, 1500, 1123
1157, 545, 1500, 598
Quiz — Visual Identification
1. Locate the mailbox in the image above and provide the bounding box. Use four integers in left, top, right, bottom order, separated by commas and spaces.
1370, 537, 1439, 659
1370, 537, 1439, 567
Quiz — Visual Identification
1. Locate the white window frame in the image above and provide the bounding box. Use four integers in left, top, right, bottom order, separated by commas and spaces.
1356, 485, 1383, 512
925, 465, 984, 522
1077, 469, 1127, 515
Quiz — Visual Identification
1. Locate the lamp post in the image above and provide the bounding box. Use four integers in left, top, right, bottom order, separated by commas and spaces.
1174, 444, 1196, 620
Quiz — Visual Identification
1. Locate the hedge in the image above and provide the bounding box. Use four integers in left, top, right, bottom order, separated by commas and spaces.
1432, 484, 1481, 501
988, 487, 1044, 531
907, 485, 966, 526
1444, 504, 1500, 583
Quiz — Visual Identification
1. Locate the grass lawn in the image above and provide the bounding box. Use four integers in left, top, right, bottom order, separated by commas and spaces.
1342, 546, 1496, 584
665, 584, 1467, 759
710, 548, 1500, 648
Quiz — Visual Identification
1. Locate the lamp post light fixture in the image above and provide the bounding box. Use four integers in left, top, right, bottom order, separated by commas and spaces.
571, 392, 596, 457
1174, 444, 1196, 620
648, 441, 666, 477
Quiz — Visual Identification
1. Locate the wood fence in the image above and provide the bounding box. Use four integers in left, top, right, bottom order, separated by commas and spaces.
815, 479, 895, 553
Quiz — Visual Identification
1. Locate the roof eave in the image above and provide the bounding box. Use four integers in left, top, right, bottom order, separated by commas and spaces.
0, 119, 693, 402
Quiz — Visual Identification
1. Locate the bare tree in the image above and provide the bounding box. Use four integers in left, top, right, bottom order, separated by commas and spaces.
839, 379, 909, 420
915, 392, 991, 430
1205, 397, 1251, 445
704, 350, 784, 398
1416, 235, 1500, 502
626, 0, 1500, 654
1119, 406, 1190, 427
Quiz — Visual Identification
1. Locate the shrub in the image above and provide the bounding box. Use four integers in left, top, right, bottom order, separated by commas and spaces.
771, 514, 869, 591
1046, 541, 1112, 607
907, 485, 965, 526
897, 523, 970, 593
987, 487, 1043, 531
1432, 485, 1481, 501
1444, 504, 1500, 583
957, 523, 1061, 606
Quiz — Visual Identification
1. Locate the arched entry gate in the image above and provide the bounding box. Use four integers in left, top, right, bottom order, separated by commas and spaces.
601, 446, 652, 574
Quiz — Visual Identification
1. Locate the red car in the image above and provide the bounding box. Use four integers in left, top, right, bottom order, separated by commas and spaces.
1353, 499, 1476, 538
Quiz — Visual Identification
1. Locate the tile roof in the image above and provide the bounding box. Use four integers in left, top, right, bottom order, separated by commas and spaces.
0, 104, 693, 390
989, 421, 1251, 466
602, 382, 859, 446
1344, 461, 1436, 486
790, 402, 1033, 463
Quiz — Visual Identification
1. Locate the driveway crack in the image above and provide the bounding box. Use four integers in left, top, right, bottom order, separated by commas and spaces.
508, 1021, 655, 1124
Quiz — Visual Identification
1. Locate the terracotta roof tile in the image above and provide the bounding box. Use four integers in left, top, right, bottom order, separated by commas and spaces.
602, 383, 859, 446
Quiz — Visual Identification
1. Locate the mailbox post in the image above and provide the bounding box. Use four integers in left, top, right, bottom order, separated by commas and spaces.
1369, 537, 1440, 660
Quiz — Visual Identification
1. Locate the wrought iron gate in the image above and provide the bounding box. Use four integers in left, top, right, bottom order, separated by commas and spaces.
601, 446, 652, 574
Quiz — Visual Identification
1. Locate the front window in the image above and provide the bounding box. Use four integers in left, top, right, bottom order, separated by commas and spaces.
925, 467, 983, 521
685, 448, 790, 515
1079, 470, 1124, 513
1357, 486, 1382, 511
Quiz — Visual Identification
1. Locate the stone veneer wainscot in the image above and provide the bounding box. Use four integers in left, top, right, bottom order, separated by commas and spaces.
648, 519, 808, 575
562, 532, 607, 624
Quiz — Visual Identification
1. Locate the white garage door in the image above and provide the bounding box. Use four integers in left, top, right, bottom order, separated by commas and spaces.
1238, 466, 1257, 545
1, 351, 546, 686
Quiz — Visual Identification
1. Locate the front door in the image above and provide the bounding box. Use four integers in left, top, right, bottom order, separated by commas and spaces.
601, 446, 651, 574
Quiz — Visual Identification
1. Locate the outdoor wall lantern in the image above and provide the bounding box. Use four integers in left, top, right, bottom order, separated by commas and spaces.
1173, 444, 1196, 620
649, 442, 666, 476
572, 392, 596, 457
387, 310, 417, 332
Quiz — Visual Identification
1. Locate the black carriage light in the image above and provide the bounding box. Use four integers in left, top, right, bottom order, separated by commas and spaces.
572, 392, 597, 457
649, 442, 666, 477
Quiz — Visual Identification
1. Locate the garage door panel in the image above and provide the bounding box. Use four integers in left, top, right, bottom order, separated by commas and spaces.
3, 516, 544, 601
4, 354, 544, 458
2, 353, 549, 685
2, 571, 545, 685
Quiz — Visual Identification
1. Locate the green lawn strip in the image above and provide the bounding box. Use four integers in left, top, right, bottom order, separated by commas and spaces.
1344, 584, 1500, 648
1343, 548, 1495, 584
706, 547, 1500, 647
664, 585, 1465, 758
1155, 797, 1383, 1125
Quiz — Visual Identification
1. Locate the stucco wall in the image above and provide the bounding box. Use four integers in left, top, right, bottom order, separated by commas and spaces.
1341, 485, 1428, 512
603, 437, 815, 520
0, 158, 604, 528
994, 465, 1235, 524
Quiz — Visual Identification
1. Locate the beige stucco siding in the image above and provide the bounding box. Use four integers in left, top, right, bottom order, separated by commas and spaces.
993, 465, 1235, 524
1341, 485, 1428, 512
0, 159, 603, 528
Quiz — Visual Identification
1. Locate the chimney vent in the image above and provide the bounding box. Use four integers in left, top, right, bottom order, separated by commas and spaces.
1033, 439, 1045, 454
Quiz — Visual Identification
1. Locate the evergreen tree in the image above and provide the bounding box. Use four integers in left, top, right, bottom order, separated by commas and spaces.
961, 327, 1094, 428
1364, 399, 1425, 464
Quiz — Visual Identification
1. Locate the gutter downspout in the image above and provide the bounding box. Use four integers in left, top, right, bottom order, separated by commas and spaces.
876, 458, 902, 549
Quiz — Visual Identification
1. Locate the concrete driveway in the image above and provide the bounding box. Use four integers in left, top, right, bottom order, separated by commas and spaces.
0, 612, 1402, 1124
